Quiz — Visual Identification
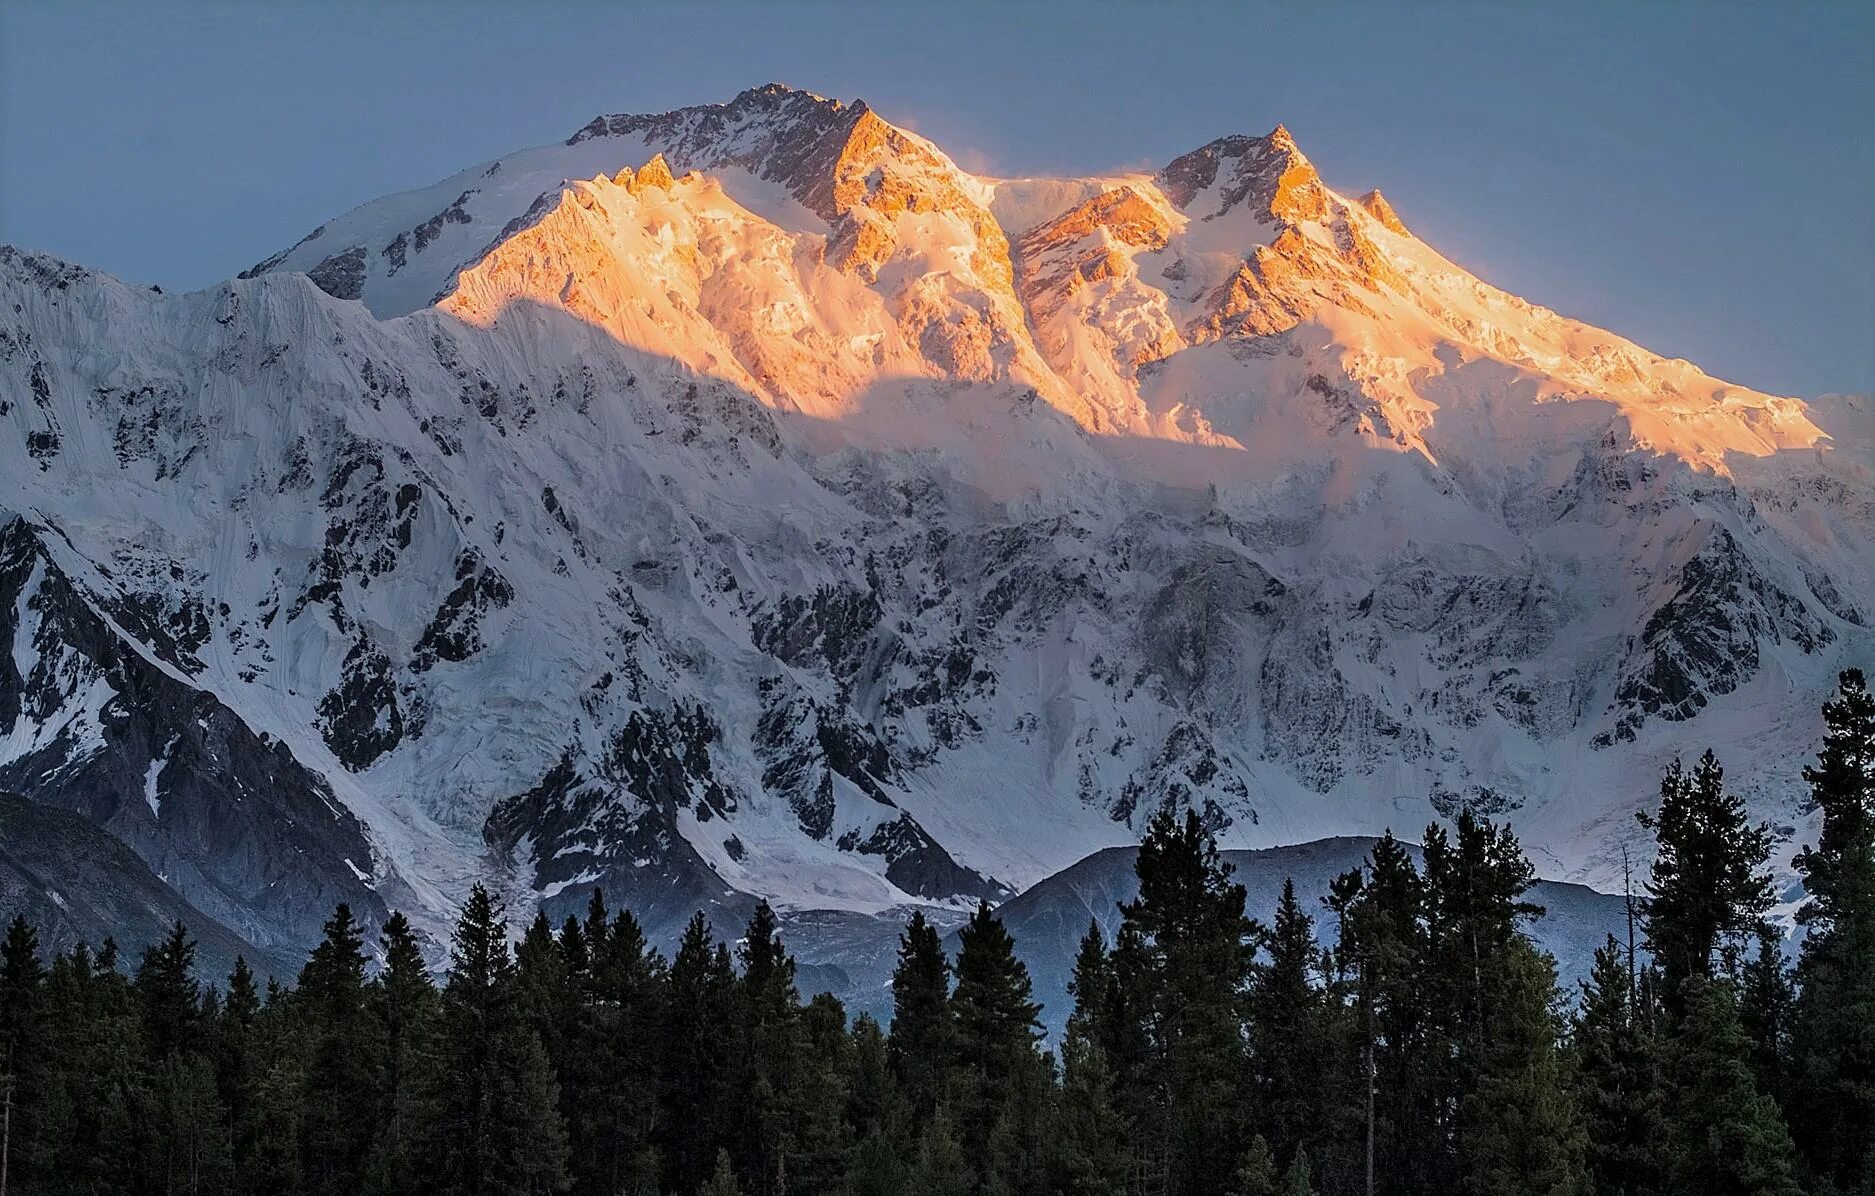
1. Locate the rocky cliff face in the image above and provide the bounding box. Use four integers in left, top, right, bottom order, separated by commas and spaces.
3, 86, 1868, 959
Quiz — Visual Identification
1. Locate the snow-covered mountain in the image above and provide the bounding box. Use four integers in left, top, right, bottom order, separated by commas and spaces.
3, 84, 1868, 959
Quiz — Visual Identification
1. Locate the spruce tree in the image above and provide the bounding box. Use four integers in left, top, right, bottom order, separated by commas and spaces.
1788, 668, 1875, 1192
1247, 878, 1331, 1169
423, 884, 569, 1196
1657, 977, 1802, 1196
1571, 936, 1662, 1196
888, 909, 952, 1122
1457, 937, 1587, 1196
298, 903, 379, 1193
365, 910, 436, 1196
135, 920, 202, 1057
0, 915, 46, 1193
1637, 752, 1776, 1002
665, 912, 739, 1194
950, 900, 1043, 1180
1116, 809, 1253, 1196
1325, 833, 1427, 1196
1736, 929, 1792, 1103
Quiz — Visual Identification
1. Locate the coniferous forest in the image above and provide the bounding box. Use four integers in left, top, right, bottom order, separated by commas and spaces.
0, 670, 1869, 1196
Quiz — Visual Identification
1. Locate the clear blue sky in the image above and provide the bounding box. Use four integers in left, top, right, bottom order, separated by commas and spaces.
4, 2, 1871, 397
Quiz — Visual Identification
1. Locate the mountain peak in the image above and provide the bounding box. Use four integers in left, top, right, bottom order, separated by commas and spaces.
632, 152, 675, 192
1356, 188, 1409, 235
1158, 125, 1324, 224
734, 81, 837, 106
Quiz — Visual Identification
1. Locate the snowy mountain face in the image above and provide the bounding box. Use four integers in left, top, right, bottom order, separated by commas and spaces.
3, 84, 1869, 958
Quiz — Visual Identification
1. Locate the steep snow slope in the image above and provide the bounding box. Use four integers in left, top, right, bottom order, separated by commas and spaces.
2, 85, 1868, 958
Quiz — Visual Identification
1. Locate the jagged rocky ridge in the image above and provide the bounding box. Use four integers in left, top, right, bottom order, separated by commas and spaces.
2, 85, 1870, 961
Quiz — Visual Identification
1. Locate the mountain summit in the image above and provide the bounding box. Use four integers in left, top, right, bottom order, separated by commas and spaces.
3, 86, 1868, 961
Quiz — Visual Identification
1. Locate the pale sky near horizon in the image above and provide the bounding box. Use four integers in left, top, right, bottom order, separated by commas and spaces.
2, 1, 1871, 397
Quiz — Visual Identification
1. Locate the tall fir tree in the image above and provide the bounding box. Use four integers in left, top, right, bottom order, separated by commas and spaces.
1325, 833, 1428, 1196
1247, 878, 1332, 1170
364, 910, 436, 1196
664, 912, 739, 1194
1657, 977, 1802, 1196
1457, 937, 1588, 1196
1637, 752, 1776, 1003
422, 884, 569, 1196
1419, 813, 1545, 1190
135, 920, 202, 1057
949, 900, 1043, 1188
1788, 668, 1875, 1192
298, 903, 379, 1193
735, 900, 805, 1194
1115, 809, 1253, 1196
0, 915, 46, 1193
1571, 936, 1662, 1196
888, 909, 953, 1124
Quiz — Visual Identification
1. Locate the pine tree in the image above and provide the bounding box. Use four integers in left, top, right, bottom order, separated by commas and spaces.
1637, 752, 1776, 1003
1054, 921, 1130, 1194
1247, 878, 1331, 1169
1736, 929, 1792, 1102
889, 909, 952, 1122
700, 1147, 744, 1196
135, 920, 202, 1056
577, 902, 665, 1196
238, 979, 307, 1196
1064, 920, 1114, 1052
665, 911, 739, 1194
1325, 833, 1427, 1196
0, 915, 46, 1193
735, 899, 804, 1194
298, 903, 379, 1193
1657, 977, 1802, 1196
950, 900, 1043, 1183
1228, 1135, 1280, 1196
1116, 809, 1253, 1196
1788, 668, 1875, 1192
423, 884, 569, 1196
1050, 1032, 1129, 1196
364, 910, 436, 1196
1571, 936, 1662, 1196
789, 992, 855, 1196
1419, 812, 1547, 1190
1458, 937, 1587, 1196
